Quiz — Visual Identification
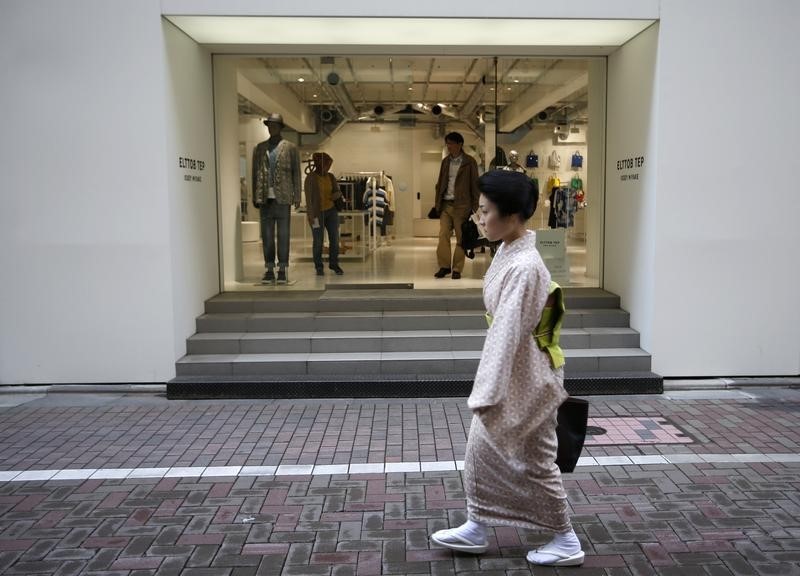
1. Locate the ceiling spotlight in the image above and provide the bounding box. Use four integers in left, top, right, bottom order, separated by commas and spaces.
298, 77, 305, 83
312, 94, 318, 98
408, 86, 413, 91
514, 79, 519, 83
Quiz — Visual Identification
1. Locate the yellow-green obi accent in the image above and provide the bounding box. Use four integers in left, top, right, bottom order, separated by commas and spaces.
485, 281, 565, 369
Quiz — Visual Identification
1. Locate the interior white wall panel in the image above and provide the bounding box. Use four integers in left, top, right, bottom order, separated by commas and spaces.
215, 58, 244, 288
0, 0, 175, 383
163, 21, 219, 366
652, 0, 800, 376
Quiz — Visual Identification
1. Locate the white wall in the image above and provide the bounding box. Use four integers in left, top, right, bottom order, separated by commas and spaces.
161, 0, 659, 19
163, 21, 219, 365
605, 24, 659, 353
0, 0, 176, 383
652, 0, 800, 376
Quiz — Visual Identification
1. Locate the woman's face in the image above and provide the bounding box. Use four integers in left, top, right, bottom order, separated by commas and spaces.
478, 193, 517, 242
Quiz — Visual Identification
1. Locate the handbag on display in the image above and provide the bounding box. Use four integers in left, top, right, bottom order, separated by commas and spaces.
525, 150, 539, 168
548, 150, 561, 169
571, 151, 583, 169
427, 206, 440, 219
555, 397, 589, 473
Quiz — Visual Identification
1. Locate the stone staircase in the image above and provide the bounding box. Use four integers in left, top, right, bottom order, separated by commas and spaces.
167, 288, 662, 398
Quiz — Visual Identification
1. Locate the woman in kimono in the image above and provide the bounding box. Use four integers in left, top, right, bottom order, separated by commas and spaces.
430, 170, 584, 567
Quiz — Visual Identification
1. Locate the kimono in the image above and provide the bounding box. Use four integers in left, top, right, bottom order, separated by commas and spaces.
464, 230, 570, 532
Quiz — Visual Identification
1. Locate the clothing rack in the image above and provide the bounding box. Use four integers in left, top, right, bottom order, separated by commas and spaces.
339, 170, 385, 252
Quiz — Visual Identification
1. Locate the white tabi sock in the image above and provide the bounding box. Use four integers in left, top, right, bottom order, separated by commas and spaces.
436, 519, 487, 545
526, 528, 583, 565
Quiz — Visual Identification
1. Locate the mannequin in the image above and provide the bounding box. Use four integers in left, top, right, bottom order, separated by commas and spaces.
252, 113, 301, 284
502, 150, 526, 173
304, 152, 344, 276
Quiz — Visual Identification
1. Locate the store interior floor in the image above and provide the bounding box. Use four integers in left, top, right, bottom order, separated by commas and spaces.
229, 235, 596, 291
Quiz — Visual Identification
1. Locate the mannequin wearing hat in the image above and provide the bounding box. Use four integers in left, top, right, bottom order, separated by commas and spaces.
252, 113, 301, 284
304, 152, 344, 276
502, 150, 526, 173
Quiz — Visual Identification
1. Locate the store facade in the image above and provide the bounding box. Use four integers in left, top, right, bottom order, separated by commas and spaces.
1, 0, 798, 384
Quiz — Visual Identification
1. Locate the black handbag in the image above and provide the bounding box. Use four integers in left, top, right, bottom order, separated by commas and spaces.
427, 206, 440, 219
334, 196, 346, 211
555, 397, 589, 473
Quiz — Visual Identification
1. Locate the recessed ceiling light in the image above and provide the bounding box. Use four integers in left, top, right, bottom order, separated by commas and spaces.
408, 86, 413, 91
312, 94, 318, 98
514, 79, 519, 83
298, 77, 305, 82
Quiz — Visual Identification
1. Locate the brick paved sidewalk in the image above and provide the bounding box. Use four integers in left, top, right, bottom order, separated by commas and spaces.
1, 387, 800, 575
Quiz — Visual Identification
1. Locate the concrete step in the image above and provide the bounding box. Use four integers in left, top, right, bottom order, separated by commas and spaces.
203, 287, 621, 314
195, 308, 631, 333
186, 327, 640, 355
175, 347, 651, 377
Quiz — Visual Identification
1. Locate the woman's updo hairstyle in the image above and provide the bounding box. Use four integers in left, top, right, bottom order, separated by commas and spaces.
478, 170, 538, 221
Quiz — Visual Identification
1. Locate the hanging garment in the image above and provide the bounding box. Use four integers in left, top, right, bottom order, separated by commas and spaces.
363, 187, 388, 235
553, 186, 578, 228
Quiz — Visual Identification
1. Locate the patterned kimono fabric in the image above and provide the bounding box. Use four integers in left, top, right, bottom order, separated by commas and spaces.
465, 230, 570, 532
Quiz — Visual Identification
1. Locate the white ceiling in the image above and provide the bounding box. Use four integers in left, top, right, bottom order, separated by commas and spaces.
169, 16, 653, 131
238, 56, 590, 132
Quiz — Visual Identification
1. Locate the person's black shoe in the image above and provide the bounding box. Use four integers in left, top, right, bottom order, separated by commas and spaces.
316, 267, 324, 276
434, 267, 451, 278
330, 265, 344, 275
262, 269, 275, 284
452, 271, 461, 280
276, 269, 288, 284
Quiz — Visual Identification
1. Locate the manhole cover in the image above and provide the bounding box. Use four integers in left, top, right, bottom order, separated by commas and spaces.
586, 425, 607, 436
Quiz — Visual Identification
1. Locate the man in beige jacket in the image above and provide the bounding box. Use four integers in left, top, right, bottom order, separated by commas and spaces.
433, 132, 480, 279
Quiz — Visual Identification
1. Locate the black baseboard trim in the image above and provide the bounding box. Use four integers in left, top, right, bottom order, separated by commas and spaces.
167, 372, 662, 399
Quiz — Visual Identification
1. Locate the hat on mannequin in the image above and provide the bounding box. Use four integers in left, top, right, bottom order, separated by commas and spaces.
263, 113, 284, 126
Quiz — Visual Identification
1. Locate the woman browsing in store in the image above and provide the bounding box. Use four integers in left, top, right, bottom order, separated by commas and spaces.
304, 152, 344, 276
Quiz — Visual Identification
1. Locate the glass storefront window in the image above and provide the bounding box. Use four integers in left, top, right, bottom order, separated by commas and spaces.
217, 55, 603, 290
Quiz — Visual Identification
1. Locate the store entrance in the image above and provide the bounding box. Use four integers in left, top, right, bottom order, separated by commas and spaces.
218, 55, 603, 291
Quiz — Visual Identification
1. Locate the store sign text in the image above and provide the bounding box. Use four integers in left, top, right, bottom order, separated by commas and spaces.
179, 156, 205, 182
617, 155, 645, 182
